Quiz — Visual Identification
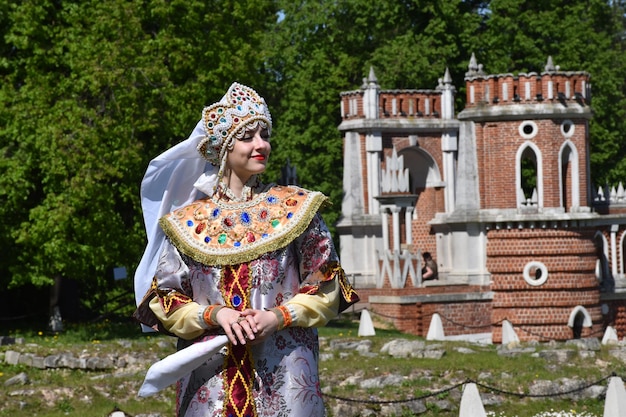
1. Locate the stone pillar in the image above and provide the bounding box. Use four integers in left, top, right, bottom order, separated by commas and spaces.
405, 206, 414, 245
391, 206, 401, 251
611, 224, 619, 276
381, 208, 390, 251
441, 131, 458, 213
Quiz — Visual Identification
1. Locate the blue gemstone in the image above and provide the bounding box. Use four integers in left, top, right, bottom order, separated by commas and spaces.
212, 208, 220, 217
234, 241, 241, 247
241, 212, 250, 224
287, 212, 293, 219
186, 220, 194, 227
204, 236, 211, 243
267, 196, 277, 203
232, 295, 242, 307
262, 233, 269, 238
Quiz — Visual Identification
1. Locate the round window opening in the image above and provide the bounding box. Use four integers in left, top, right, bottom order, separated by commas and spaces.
561, 120, 575, 138
518, 121, 538, 139
523, 261, 548, 286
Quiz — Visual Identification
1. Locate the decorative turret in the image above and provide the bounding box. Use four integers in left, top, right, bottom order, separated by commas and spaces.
457, 55, 593, 213
340, 67, 451, 120
462, 55, 591, 111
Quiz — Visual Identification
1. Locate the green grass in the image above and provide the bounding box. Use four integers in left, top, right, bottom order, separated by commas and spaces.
0, 317, 624, 417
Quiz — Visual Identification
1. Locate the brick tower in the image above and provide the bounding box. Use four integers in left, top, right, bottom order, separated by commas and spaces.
338, 56, 626, 341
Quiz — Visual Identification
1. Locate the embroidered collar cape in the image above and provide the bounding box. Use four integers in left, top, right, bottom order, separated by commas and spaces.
159, 185, 329, 266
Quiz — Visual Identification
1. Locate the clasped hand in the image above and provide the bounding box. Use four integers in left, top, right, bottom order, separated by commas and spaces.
216, 308, 279, 346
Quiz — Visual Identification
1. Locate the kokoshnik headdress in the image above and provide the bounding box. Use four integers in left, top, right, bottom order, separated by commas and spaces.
197, 82, 272, 184
133, 82, 272, 317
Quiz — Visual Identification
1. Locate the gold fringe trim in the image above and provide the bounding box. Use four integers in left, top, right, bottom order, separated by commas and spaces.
159, 186, 330, 266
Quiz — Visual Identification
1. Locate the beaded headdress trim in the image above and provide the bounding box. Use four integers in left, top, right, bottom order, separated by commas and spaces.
159, 186, 329, 266
197, 82, 272, 167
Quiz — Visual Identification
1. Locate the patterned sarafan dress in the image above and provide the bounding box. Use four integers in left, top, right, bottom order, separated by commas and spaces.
135, 184, 359, 417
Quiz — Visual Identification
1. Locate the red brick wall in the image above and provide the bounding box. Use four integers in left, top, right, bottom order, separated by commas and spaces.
466, 73, 590, 107
606, 301, 626, 338
420, 301, 493, 337
412, 187, 439, 256
487, 227, 602, 342
360, 285, 492, 337
474, 119, 588, 210
365, 299, 492, 337
379, 91, 442, 117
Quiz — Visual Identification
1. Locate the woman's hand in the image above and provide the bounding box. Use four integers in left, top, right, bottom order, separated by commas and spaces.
240, 309, 279, 345
216, 307, 256, 345
216, 308, 279, 345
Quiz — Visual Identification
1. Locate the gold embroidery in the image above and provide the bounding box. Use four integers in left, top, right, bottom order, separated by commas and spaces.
159, 185, 329, 266
160, 291, 192, 314
223, 344, 256, 417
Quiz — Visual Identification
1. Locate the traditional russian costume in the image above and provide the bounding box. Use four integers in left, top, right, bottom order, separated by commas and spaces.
133, 82, 358, 417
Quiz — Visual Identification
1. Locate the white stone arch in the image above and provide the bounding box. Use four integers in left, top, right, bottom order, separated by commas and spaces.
558, 140, 580, 209
567, 305, 592, 327
594, 230, 610, 281
515, 141, 544, 207
399, 147, 442, 194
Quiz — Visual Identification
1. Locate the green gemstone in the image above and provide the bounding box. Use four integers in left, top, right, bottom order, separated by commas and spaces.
218, 233, 227, 244
271, 219, 280, 228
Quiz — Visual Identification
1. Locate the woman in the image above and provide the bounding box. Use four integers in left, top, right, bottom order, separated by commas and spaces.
133, 82, 358, 417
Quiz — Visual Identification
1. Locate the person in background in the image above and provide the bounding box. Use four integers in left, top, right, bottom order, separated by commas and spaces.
133, 82, 359, 417
422, 251, 438, 281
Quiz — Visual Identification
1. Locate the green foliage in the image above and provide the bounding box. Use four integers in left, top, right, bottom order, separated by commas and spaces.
521, 153, 538, 198
476, 0, 626, 185
2, 0, 626, 318
0, 0, 277, 312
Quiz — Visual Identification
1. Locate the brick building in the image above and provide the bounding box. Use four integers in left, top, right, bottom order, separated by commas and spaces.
337, 56, 626, 342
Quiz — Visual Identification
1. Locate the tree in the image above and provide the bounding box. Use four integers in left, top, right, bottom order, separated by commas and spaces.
262, 0, 485, 231
263, 0, 626, 229
0, 0, 277, 323
2, 0, 626, 326
474, 0, 626, 185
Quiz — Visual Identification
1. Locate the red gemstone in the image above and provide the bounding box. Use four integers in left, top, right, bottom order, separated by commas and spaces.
285, 198, 298, 207
195, 223, 206, 234
246, 232, 255, 243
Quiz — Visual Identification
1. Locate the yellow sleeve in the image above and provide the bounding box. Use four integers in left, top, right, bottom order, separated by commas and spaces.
149, 297, 208, 340
271, 278, 340, 329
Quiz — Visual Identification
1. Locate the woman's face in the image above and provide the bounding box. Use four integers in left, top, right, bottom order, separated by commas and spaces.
226, 126, 271, 183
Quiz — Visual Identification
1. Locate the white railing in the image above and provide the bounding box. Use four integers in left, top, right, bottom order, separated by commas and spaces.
594, 182, 626, 205
375, 249, 422, 288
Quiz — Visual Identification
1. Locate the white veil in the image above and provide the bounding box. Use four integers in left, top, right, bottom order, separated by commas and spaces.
133, 119, 218, 313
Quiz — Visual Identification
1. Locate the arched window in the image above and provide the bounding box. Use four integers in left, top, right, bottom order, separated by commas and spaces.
567, 306, 592, 339
595, 231, 613, 292
399, 147, 442, 194
559, 141, 580, 210
516, 142, 543, 208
